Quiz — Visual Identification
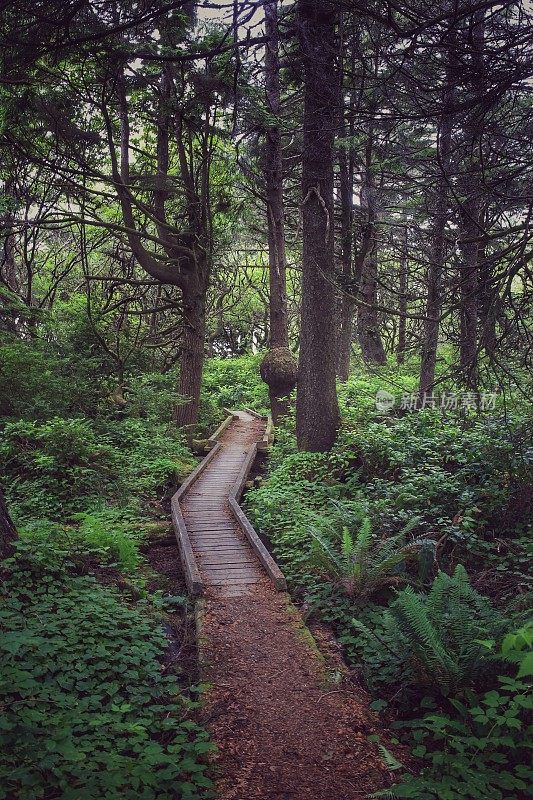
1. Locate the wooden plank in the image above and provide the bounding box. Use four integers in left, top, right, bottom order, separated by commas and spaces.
188, 528, 237, 535
228, 497, 286, 592
172, 442, 222, 502
190, 536, 242, 545
187, 525, 237, 532
227, 443, 287, 592
202, 565, 260, 575
205, 576, 262, 586
203, 564, 260, 573
187, 521, 237, 529
184, 500, 226, 506
184, 505, 226, 511
197, 550, 256, 561
194, 549, 250, 556
206, 412, 236, 448
190, 537, 241, 545
198, 556, 257, 566
193, 545, 250, 554
183, 505, 228, 522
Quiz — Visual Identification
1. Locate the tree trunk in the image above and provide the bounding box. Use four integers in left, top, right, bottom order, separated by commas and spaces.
458, 10, 485, 389
261, 0, 296, 423
478, 226, 498, 356
0, 488, 17, 562
419, 132, 453, 391
419, 32, 456, 395
264, 1, 289, 350
357, 138, 386, 365
295, 0, 340, 452
336, 111, 355, 381
336, 20, 355, 382
396, 224, 408, 365
175, 277, 206, 429
458, 191, 481, 387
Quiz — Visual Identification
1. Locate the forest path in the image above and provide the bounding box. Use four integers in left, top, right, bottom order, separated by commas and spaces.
178, 411, 390, 799
180, 410, 270, 598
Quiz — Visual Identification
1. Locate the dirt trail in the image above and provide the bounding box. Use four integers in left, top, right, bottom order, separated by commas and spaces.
200, 588, 391, 800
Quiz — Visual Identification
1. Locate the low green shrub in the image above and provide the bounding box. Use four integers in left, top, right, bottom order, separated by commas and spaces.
0, 418, 121, 517
248, 409, 532, 593
201, 355, 269, 416
106, 418, 196, 498
1, 416, 196, 520
0, 339, 103, 422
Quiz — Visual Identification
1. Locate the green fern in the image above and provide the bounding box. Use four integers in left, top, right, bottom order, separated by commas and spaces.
384, 566, 507, 695
307, 501, 431, 602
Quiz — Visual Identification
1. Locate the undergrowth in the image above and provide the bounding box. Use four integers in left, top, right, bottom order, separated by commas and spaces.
246, 365, 533, 799
0, 539, 214, 800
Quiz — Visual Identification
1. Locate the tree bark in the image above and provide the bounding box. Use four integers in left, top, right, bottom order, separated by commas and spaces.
419, 27, 456, 396
458, 188, 481, 386
458, 10, 485, 389
419, 119, 454, 393
336, 19, 356, 382
357, 135, 386, 365
0, 488, 17, 562
175, 275, 206, 429
336, 105, 355, 380
396, 224, 408, 365
296, 0, 340, 452
478, 221, 498, 356
264, 1, 289, 350
336, 155, 355, 380
261, 0, 296, 423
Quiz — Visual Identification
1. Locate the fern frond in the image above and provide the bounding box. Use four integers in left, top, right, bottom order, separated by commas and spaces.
308, 528, 343, 575
341, 525, 354, 564
370, 789, 402, 799
354, 516, 372, 563
398, 515, 422, 537
427, 570, 450, 620
392, 586, 456, 689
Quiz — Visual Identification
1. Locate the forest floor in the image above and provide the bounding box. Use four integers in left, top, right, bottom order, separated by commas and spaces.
180, 412, 393, 799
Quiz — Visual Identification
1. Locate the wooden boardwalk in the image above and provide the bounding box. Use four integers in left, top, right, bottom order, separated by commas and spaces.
174, 410, 285, 598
